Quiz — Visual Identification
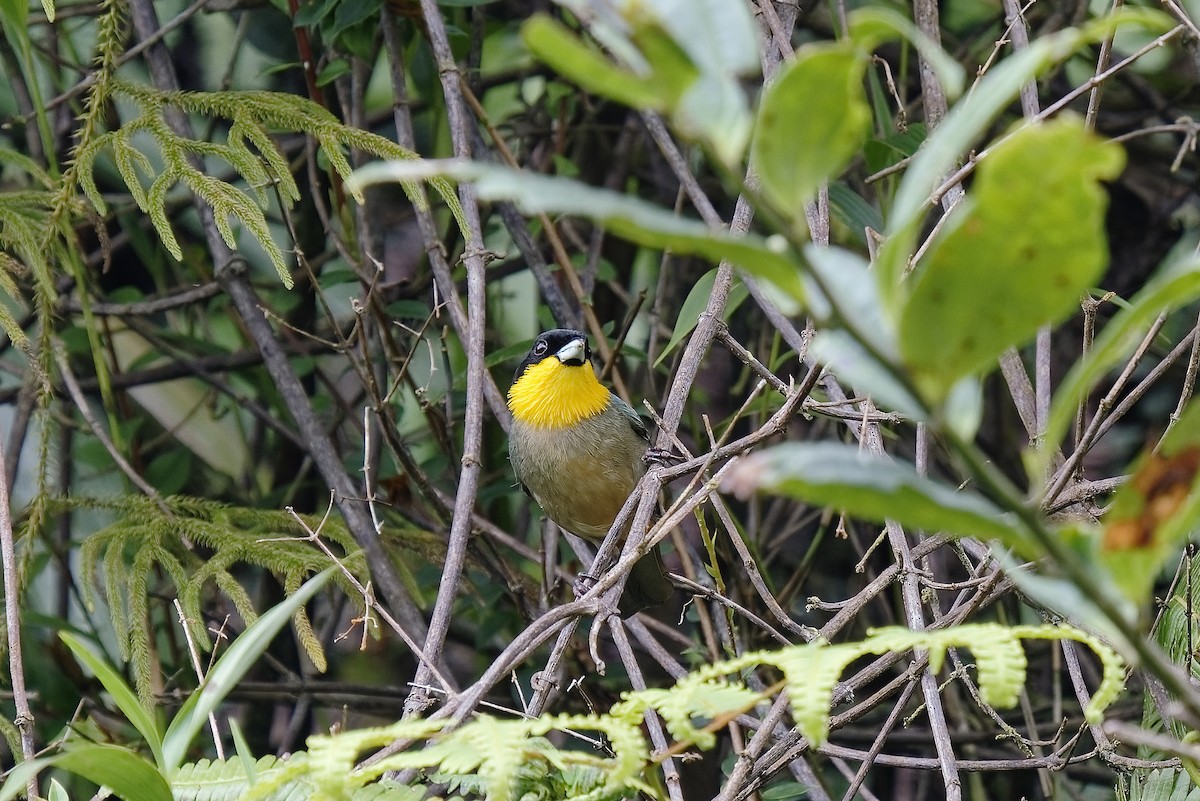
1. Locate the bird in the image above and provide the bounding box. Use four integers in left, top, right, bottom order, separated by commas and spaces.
507, 328, 672, 616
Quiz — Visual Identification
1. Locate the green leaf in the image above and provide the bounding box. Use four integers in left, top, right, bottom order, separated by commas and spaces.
59, 631, 166, 770
723, 442, 1031, 550
1040, 255, 1200, 468
644, 0, 758, 78
0, 0, 27, 29
162, 567, 335, 772
0, 746, 172, 801
635, 0, 757, 165
809, 330, 923, 420
943, 377, 983, 441
897, 117, 1124, 399
803, 245, 894, 359
521, 16, 664, 111
828, 182, 883, 243
656, 269, 748, 366
348, 159, 805, 304
877, 10, 1169, 295
752, 43, 870, 218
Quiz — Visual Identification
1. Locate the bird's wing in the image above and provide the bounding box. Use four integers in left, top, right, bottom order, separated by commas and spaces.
611, 392, 649, 442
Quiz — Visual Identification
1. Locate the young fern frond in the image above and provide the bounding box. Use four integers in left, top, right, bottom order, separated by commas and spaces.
244, 624, 1125, 801
171, 756, 308, 801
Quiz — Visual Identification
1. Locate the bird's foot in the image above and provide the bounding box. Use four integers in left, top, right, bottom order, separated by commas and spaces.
644, 447, 684, 466
573, 572, 598, 599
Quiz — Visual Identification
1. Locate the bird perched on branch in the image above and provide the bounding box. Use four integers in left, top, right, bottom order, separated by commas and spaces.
507, 329, 672, 616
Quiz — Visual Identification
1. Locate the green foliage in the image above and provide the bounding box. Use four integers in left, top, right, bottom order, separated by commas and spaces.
898, 118, 1125, 399
1100, 401, 1200, 603
723, 441, 1034, 552
523, 0, 759, 166
348, 160, 805, 304
71, 81, 462, 289
232, 623, 1120, 801
752, 43, 870, 218
49, 495, 365, 702
13, 619, 1120, 801
1040, 251, 1200, 472
0, 571, 334, 801
173, 756, 310, 801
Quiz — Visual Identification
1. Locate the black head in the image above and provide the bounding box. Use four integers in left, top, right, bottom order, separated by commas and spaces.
512, 329, 591, 383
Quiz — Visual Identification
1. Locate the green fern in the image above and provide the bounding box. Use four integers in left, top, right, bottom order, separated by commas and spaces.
173, 756, 315, 801
49, 495, 369, 703
240, 623, 1124, 801
72, 80, 465, 289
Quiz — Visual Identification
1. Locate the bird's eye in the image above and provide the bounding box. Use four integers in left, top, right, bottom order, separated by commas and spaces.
533, 340, 548, 355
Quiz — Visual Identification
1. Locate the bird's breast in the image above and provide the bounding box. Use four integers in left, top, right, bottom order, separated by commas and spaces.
509, 402, 647, 540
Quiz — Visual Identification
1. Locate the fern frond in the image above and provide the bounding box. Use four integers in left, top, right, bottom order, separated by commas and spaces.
0, 146, 53, 187
146, 168, 184, 260
179, 164, 289, 284
0, 715, 21, 759
264, 623, 1124, 801
58, 494, 376, 705
173, 755, 306, 801
70, 79, 470, 291
128, 541, 158, 703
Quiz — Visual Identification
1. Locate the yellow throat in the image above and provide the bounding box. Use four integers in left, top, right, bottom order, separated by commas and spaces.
508, 357, 610, 429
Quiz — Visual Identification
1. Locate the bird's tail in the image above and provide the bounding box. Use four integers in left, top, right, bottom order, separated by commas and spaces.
619, 545, 673, 617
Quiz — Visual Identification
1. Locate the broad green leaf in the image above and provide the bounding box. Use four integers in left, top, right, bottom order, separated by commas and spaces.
803, 245, 894, 359
526, 1, 757, 165
809, 331, 923, 420
723, 442, 1030, 550
0, 746, 171, 801
348, 159, 805, 304
656, 269, 748, 366
633, 0, 758, 165
521, 16, 663, 111
898, 117, 1124, 400
752, 43, 870, 218
1099, 401, 1200, 605
60, 631, 165, 770
943, 377, 983, 442
639, 0, 758, 78
162, 567, 335, 771
673, 74, 751, 168
0, 0, 26, 28
57, 746, 172, 801
877, 9, 1168, 295
1039, 255, 1200, 470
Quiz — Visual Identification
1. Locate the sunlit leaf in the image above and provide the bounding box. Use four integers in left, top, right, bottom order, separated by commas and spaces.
723, 442, 1031, 550
877, 9, 1169, 295
521, 16, 664, 110
753, 44, 870, 218
898, 117, 1124, 399
162, 568, 335, 771
348, 159, 805, 304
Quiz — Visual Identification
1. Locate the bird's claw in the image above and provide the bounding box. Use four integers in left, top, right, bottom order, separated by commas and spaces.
644, 447, 683, 466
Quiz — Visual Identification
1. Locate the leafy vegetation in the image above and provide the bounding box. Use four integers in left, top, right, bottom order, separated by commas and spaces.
3, 0, 1200, 799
